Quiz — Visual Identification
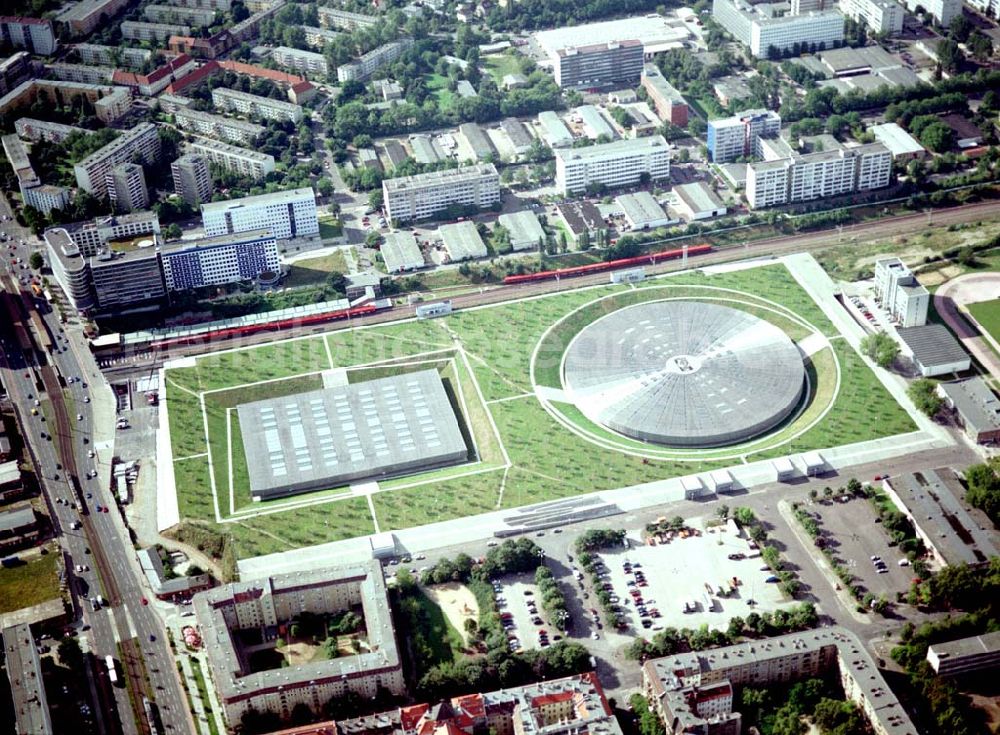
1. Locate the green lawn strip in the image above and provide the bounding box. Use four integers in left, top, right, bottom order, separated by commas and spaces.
749, 341, 916, 461
967, 299, 1000, 343
165, 382, 207, 459
284, 249, 348, 288
346, 356, 452, 384
372, 472, 501, 531
0, 553, 60, 613
228, 496, 376, 558
483, 54, 524, 84
426, 73, 455, 109
190, 658, 220, 735
317, 219, 343, 240
173, 456, 216, 523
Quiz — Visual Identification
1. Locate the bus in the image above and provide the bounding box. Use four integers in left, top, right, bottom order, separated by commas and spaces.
106, 655, 118, 685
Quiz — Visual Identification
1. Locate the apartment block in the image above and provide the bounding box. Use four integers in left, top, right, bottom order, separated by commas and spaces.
641, 64, 689, 127
93, 87, 132, 123
173, 0, 231, 9
317, 6, 379, 29
212, 87, 303, 122
712, 0, 845, 57
194, 562, 404, 723
337, 38, 414, 83
171, 153, 213, 206
106, 162, 148, 213
301, 25, 341, 48
2, 623, 53, 735
551, 39, 644, 89
0, 52, 31, 97
839, 0, 905, 34
24, 185, 70, 215
89, 246, 165, 308
46, 61, 114, 84
746, 143, 892, 209
143, 4, 216, 26
0, 16, 57, 56
0, 79, 118, 117
160, 229, 279, 290
158, 93, 194, 114
120, 21, 191, 43
643, 627, 917, 735
173, 107, 265, 146
73, 43, 153, 68
14, 118, 87, 143
186, 136, 276, 180
56, 0, 131, 36
554, 135, 670, 195
383, 163, 500, 223
873, 256, 929, 328
201, 187, 318, 240
272, 46, 329, 77
706, 109, 781, 162
903, 0, 960, 24
74, 122, 161, 198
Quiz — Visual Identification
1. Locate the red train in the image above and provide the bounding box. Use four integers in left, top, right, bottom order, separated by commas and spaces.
503, 244, 713, 285
149, 304, 379, 351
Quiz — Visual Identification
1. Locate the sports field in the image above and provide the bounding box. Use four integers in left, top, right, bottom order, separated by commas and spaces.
162, 263, 917, 559
967, 299, 1000, 346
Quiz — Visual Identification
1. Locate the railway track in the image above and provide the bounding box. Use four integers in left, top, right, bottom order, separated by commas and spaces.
101, 197, 1000, 375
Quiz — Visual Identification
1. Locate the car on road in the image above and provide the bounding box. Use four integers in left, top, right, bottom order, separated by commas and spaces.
76, 413, 83, 421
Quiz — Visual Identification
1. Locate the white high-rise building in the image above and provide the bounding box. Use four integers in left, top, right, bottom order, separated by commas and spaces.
746, 142, 892, 209
839, 0, 905, 34
383, 164, 500, 223
902, 0, 960, 25
160, 229, 280, 290
201, 187, 318, 240
713, 0, 845, 56
873, 256, 928, 327
186, 137, 276, 180
707, 109, 781, 162
336, 39, 414, 82
0, 16, 57, 56
106, 162, 148, 212
171, 153, 213, 206
554, 135, 670, 195
73, 122, 161, 198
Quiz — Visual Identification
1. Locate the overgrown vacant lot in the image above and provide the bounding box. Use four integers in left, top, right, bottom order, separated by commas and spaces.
163, 264, 915, 559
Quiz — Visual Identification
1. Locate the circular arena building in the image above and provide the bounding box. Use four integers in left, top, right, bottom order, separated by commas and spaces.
562, 301, 806, 447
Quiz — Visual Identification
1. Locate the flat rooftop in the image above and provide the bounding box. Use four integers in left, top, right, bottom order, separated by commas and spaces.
2, 623, 53, 735
535, 14, 690, 54
674, 181, 725, 215
201, 187, 312, 215
497, 210, 544, 249
929, 631, 1000, 661
556, 134, 668, 162
616, 191, 668, 226
238, 369, 467, 499
885, 467, 1000, 567
897, 324, 967, 369
938, 377, 1000, 435
382, 163, 497, 192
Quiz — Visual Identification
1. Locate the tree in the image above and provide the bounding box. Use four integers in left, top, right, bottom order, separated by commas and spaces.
163, 223, 182, 241
368, 189, 384, 211
859, 331, 900, 368
919, 121, 955, 153
936, 39, 963, 74
809, 488, 818, 501
58, 637, 83, 670
716, 504, 730, 520
186, 564, 205, 577
316, 178, 334, 198
732, 507, 755, 527
29, 251, 43, 270
948, 14, 972, 43
908, 378, 943, 417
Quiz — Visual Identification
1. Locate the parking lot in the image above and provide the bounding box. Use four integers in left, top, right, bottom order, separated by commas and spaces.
587, 519, 801, 635
495, 573, 557, 652
807, 496, 914, 599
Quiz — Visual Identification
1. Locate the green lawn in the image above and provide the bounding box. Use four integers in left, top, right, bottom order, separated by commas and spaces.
317, 217, 344, 241
484, 53, 525, 84
0, 552, 61, 613
191, 659, 220, 735
405, 585, 466, 667
426, 73, 455, 110
164, 262, 916, 558
967, 299, 1000, 344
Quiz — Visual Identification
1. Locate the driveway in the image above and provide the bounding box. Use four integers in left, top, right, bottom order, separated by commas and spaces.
935, 273, 1000, 379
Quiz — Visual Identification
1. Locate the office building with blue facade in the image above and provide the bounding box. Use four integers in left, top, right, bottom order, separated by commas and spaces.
161, 229, 279, 290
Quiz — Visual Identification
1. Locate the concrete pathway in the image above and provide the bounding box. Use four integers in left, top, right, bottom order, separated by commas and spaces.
178, 653, 212, 735
934, 272, 1000, 379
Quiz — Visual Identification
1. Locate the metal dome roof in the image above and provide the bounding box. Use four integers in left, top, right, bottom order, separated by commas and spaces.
562, 301, 806, 447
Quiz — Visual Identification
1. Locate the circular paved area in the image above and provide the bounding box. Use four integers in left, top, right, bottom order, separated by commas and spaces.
562, 301, 806, 447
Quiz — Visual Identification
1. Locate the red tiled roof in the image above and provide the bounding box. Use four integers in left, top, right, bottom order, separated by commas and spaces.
400, 703, 430, 731
218, 60, 306, 85
291, 80, 314, 94
530, 691, 574, 708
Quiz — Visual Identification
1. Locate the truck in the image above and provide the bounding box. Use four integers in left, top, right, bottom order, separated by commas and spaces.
106, 655, 118, 685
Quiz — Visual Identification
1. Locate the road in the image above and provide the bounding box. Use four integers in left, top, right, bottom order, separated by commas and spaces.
99, 197, 1000, 379
934, 272, 1000, 379
0, 193, 194, 735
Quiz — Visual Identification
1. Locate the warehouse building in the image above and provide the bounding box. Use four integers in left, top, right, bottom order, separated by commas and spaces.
383, 164, 500, 223
927, 632, 1000, 677
937, 377, 1000, 443
381, 231, 424, 273
439, 220, 487, 262
673, 182, 727, 220
239, 370, 467, 499
882, 468, 999, 568
459, 122, 495, 161
201, 187, 317, 240
576, 104, 616, 140
555, 135, 670, 195
555, 200, 607, 246
195, 561, 405, 722
497, 210, 545, 251
616, 191, 672, 230
537, 110, 574, 148
871, 123, 926, 162
0, 506, 40, 551
896, 325, 969, 377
